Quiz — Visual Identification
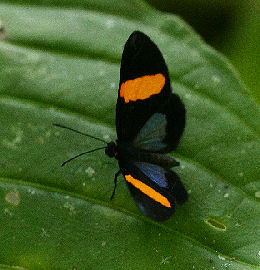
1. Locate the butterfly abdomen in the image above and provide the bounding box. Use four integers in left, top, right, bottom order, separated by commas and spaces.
117, 142, 179, 168
141, 152, 179, 168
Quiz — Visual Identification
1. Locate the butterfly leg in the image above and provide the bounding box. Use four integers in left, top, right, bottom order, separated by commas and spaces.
110, 170, 121, 200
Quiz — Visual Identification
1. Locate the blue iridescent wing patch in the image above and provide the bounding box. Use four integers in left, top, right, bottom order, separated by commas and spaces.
133, 113, 167, 151
134, 162, 167, 188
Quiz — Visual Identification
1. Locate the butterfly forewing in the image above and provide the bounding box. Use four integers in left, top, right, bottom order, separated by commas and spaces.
116, 31, 185, 152
116, 31, 172, 142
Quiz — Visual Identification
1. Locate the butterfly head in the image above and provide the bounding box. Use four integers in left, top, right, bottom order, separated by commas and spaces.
105, 141, 117, 158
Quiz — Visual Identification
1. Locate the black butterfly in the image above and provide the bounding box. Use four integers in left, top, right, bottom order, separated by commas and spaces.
54, 31, 188, 221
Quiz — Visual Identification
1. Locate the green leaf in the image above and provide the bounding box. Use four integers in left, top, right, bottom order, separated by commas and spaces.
0, 1, 259, 269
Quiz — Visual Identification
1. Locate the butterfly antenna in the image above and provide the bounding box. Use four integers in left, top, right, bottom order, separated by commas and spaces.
53, 123, 108, 144
61, 146, 106, 166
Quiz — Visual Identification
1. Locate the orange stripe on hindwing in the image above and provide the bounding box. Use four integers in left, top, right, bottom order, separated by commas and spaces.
125, 174, 171, 208
120, 73, 165, 103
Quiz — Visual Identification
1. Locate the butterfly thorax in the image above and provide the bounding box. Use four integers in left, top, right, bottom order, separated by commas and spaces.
105, 141, 179, 168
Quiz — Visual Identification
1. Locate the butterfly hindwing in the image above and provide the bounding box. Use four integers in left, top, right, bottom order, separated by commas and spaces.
119, 161, 188, 221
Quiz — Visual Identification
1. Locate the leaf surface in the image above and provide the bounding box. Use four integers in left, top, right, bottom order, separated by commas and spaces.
0, 1, 259, 269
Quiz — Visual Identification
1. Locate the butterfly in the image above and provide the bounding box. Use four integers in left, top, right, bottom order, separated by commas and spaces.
54, 31, 188, 221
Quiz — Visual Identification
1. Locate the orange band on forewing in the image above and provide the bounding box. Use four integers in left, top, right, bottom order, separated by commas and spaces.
120, 73, 165, 103
125, 174, 171, 208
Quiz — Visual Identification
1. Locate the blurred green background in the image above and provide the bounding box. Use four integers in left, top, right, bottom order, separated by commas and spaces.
146, 0, 259, 104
